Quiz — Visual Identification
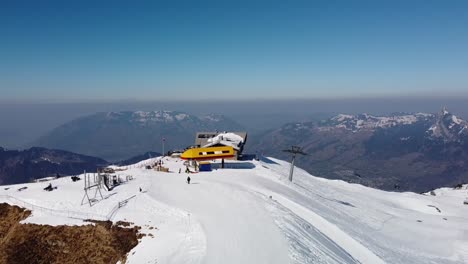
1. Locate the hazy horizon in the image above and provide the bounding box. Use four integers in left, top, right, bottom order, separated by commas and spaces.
1, 96, 467, 150
2, 1, 468, 151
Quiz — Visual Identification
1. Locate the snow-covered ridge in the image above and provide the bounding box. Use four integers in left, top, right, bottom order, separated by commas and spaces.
104, 111, 230, 124
326, 112, 434, 131
103, 110, 196, 123
201, 114, 225, 122
132, 110, 191, 123
323, 109, 468, 141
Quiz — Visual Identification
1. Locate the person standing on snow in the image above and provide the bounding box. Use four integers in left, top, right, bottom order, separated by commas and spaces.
187, 176, 191, 184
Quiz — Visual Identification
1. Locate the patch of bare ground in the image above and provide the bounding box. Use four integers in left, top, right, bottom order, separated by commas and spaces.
0, 203, 144, 264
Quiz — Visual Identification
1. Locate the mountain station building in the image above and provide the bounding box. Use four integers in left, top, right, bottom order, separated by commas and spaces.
195, 132, 248, 160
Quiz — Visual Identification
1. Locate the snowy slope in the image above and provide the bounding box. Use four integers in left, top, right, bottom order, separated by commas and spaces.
1, 156, 468, 263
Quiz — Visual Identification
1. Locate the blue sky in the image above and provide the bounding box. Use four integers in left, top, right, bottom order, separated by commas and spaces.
1, 0, 467, 101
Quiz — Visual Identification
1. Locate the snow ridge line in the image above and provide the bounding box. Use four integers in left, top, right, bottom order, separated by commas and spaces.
0, 195, 108, 221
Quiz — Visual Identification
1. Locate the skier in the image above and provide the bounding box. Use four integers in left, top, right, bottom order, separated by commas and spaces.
179, 168, 181, 174
44, 183, 53, 191
139, 187, 142, 192
187, 176, 191, 184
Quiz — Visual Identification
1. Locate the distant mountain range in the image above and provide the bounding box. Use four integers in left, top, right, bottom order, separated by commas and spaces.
28, 108, 468, 192
0, 147, 107, 185
33, 111, 244, 161
253, 108, 468, 192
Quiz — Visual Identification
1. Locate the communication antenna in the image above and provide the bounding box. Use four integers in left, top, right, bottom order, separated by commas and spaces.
282, 146, 307, 182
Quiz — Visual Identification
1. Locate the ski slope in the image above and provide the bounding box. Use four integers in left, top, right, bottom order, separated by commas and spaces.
1, 156, 468, 263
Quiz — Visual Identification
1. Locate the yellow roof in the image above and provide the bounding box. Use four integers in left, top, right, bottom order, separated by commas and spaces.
181, 146, 235, 160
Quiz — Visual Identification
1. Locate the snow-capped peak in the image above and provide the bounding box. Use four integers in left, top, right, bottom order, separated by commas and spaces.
426, 108, 468, 141
135, 110, 185, 122
201, 113, 226, 122
442, 106, 449, 116
333, 114, 354, 122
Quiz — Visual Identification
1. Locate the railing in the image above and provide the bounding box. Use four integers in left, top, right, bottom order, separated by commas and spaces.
1, 192, 142, 222
106, 195, 137, 220
0, 195, 108, 221
116, 157, 162, 170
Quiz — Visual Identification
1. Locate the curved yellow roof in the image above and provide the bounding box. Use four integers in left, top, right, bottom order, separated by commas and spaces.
181, 146, 235, 160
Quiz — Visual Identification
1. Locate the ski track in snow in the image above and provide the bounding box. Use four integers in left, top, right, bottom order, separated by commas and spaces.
260, 191, 359, 264
145, 171, 290, 264
271, 193, 383, 264
1, 156, 468, 264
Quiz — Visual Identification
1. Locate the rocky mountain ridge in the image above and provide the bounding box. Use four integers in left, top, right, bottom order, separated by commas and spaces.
322, 112, 434, 131
426, 108, 468, 142
0, 147, 107, 185
253, 108, 468, 192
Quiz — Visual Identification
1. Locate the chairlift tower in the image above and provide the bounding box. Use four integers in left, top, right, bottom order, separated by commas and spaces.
283, 146, 307, 182
81, 170, 104, 206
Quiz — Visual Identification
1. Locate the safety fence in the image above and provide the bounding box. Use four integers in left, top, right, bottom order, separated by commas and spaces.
106, 195, 137, 220
0, 195, 108, 221
115, 157, 162, 170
